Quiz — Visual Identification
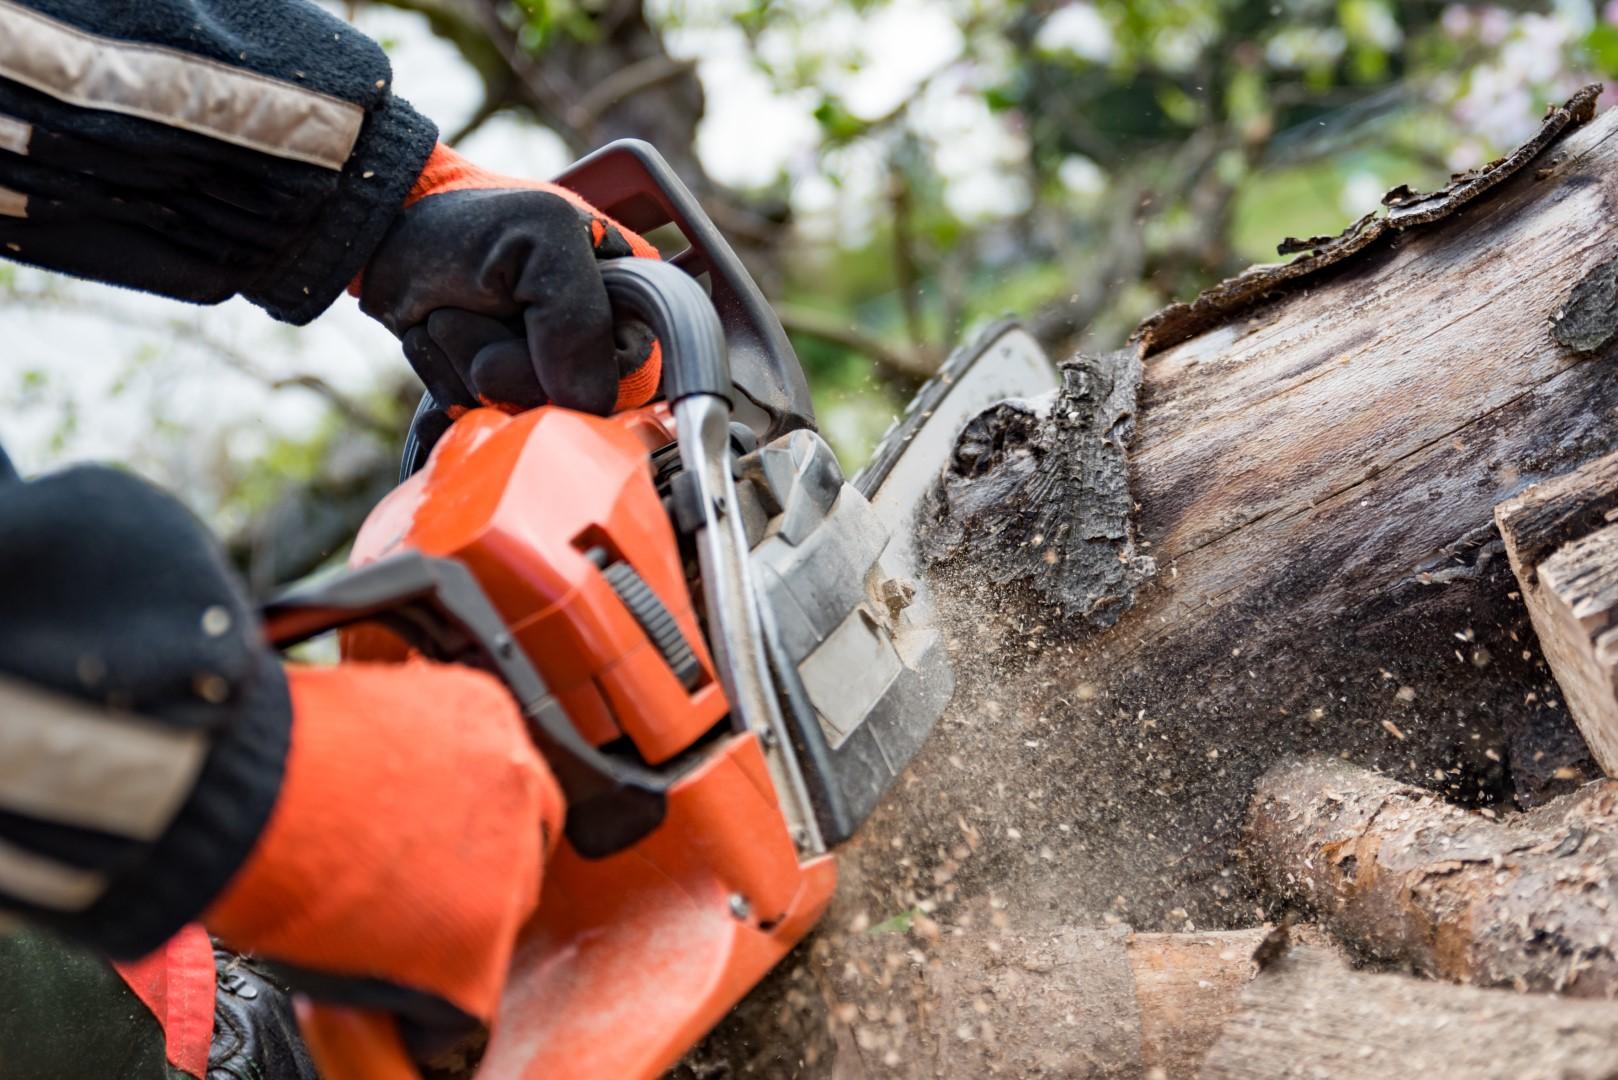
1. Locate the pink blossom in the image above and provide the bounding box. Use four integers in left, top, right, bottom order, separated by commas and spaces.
1477, 6, 1512, 45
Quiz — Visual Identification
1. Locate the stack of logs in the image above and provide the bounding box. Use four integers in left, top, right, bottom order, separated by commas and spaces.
1191, 449, 1618, 1076
808, 451, 1618, 1074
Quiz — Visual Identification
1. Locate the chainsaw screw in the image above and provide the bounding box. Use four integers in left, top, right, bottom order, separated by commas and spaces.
759, 727, 778, 748
728, 893, 751, 921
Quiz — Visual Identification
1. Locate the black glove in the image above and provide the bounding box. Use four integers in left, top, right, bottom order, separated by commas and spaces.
358, 146, 662, 422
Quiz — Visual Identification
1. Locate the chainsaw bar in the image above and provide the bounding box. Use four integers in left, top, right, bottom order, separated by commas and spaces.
856, 319, 1061, 577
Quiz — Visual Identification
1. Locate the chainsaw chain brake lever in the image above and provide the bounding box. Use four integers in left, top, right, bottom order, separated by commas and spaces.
261, 551, 667, 859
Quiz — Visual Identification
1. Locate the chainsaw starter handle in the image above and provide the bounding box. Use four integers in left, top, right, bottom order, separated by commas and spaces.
598, 259, 731, 405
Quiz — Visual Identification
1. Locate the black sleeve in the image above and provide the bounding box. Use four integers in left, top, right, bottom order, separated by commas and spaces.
0, 462, 291, 960
0, 0, 439, 324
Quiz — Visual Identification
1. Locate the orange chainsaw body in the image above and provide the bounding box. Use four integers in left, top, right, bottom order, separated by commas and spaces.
343, 404, 837, 1078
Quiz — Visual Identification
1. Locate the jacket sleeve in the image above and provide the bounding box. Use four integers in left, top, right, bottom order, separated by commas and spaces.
0, 0, 438, 324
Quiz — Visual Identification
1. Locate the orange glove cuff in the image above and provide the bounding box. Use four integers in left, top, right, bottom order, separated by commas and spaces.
205, 660, 565, 1024
408, 144, 655, 263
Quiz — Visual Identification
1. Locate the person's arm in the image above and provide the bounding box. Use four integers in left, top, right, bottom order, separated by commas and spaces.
0, 0, 436, 324
0, 461, 564, 1071
0, 0, 666, 418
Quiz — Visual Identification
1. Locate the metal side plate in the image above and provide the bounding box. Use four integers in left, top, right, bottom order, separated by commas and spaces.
742, 322, 1059, 844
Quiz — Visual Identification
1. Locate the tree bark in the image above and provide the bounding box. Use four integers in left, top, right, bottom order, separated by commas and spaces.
1244, 754, 1618, 996
695, 90, 1618, 1073
1199, 945, 1618, 1080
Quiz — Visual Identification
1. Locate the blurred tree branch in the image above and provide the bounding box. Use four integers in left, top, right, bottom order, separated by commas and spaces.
775, 303, 939, 383
357, 0, 787, 283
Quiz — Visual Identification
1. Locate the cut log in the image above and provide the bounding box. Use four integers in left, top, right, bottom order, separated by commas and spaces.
1198, 945, 1618, 1080
678, 923, 1268, 1079
693, 91, 1618, 1073
1495, 449, 1618, 577
1497, 453, 1618, 773
1244, 754, 1618, 996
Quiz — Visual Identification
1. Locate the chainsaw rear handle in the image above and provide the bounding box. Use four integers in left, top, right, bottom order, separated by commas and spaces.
262, 551, 668, 858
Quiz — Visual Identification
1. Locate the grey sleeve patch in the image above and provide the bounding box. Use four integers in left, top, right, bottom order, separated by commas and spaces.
0, 0, 363, 170
0, 675, 208, 842
0, 111, 28, 155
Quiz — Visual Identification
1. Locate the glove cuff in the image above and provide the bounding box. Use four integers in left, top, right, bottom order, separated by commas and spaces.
406, 142, 515, 206
403, 143, 661, 260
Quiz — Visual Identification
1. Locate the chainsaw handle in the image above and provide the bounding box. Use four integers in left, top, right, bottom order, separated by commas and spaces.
396, 261, 727, 482
599, 259, 730, 405
555, 139, 813, 441
262, 551, 668, 858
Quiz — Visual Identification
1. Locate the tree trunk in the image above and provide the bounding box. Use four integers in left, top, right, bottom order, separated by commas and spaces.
694, 90, 1618, 1073
1244, 754, 1618, 996
1198, 945, 1618, 1080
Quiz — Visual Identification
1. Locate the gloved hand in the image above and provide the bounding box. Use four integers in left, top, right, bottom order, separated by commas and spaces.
359, 144, 664, 421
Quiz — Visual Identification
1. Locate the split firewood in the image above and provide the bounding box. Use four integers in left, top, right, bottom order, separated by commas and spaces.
1497, 451, 1618, 774
1244, 754, 1618, 996
1199, 945, 1618, 1080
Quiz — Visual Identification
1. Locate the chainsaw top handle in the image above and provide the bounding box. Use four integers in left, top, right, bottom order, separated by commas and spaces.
555, 139, 811, 439
598, 259, 729, 405
399, 140, 813, 483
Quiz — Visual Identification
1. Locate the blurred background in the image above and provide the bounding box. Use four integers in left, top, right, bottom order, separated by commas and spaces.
1, 0, 1612, 590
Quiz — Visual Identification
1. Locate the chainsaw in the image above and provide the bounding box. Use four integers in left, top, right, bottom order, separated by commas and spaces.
263, 140, 1059, 1078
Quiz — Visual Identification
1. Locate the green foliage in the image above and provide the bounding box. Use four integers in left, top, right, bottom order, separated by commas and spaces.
1584, 23, 1618, 76
18, 0, 1595, 544
813, 97, 871, 144
513, 0, 599, 48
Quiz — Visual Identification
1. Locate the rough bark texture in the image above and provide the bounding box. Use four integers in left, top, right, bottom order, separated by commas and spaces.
1135, 86, 1601, 355
1244, 755, 1618, 997
1498, 453, 1618, 774
677, 923, 1267, 1079
923, 350, 1156, 628
1535, 526, 1618, 770
1199, 945, 1618, 1080
692, 91, 1618, 1075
